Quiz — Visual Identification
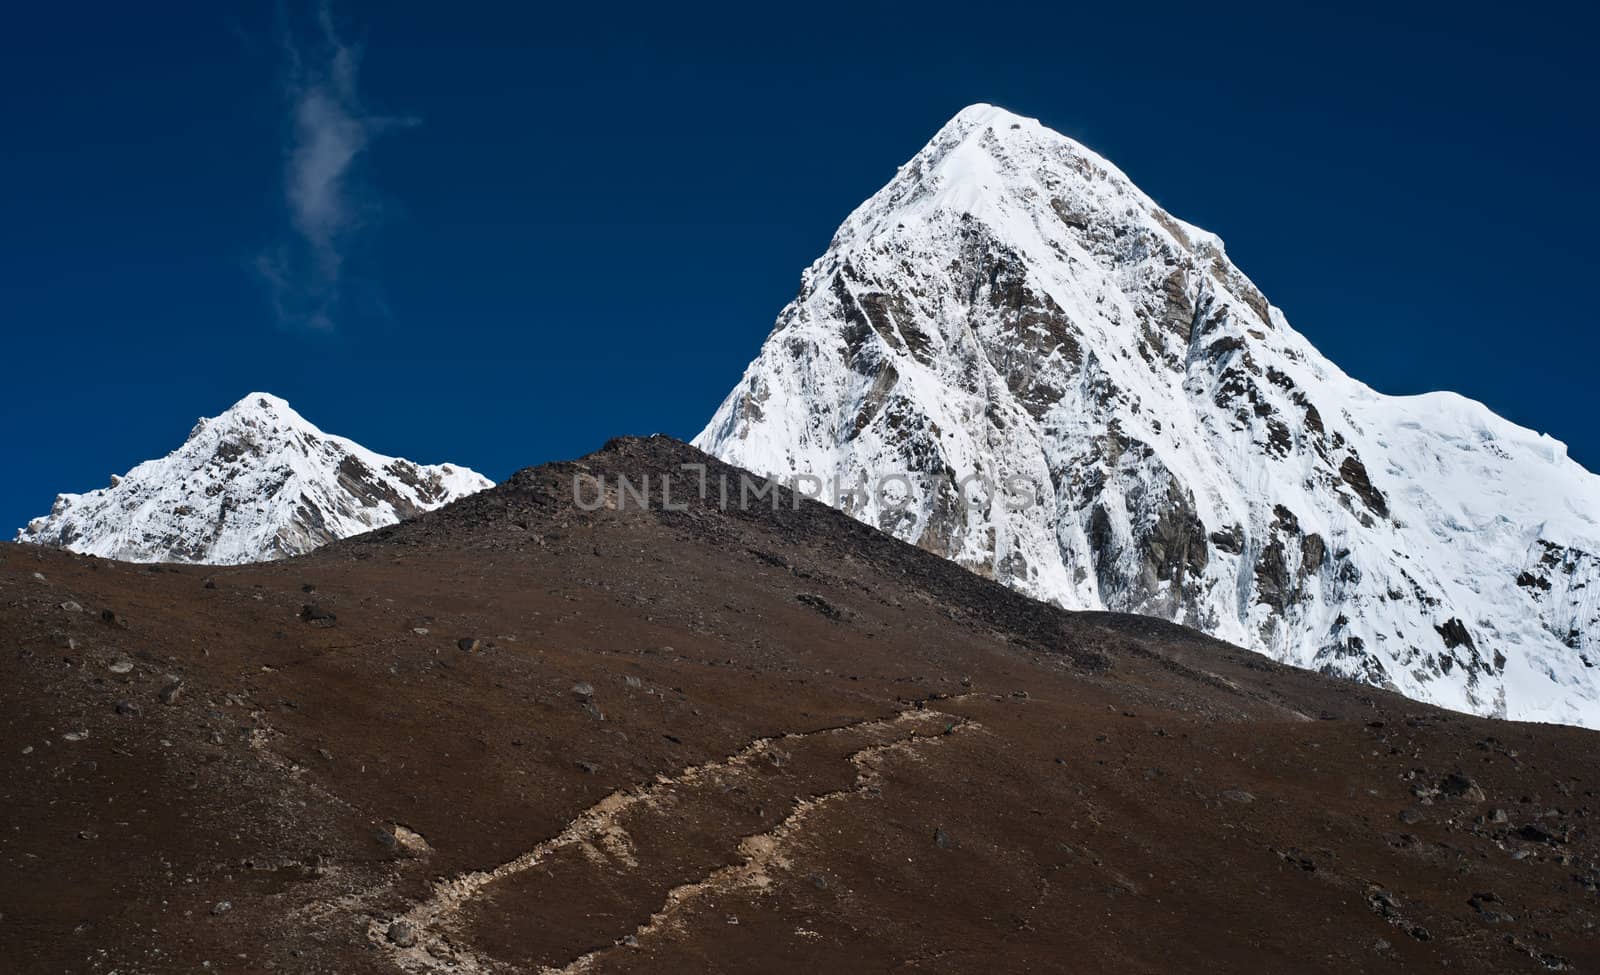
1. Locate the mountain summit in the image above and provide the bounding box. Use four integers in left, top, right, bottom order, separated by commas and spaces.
697, 104, 1600, 727
16, 393, 491, 564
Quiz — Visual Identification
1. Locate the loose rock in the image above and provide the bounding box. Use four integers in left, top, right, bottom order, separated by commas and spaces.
1517, 823, 1562, 846
300, 604, 336, 624
1438, 772, 1486, 802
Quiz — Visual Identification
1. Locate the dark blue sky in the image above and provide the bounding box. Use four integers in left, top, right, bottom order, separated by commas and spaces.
2, 0, 1595, 533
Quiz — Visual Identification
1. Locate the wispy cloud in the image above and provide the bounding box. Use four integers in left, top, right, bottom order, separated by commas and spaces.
257, 4, 414, 330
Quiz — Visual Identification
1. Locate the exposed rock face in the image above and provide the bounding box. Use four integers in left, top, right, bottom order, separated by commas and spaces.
16, 393, 492, 564
1519, 540, 1600, 664
696, 104, 1600, 727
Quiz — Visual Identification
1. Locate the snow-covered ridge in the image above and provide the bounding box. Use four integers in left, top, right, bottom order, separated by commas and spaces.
16, 393, 492, 564
697, 103, 1600, 727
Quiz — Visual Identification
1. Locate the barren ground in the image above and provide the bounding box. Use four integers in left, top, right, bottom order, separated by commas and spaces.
3, 438, 1596, 973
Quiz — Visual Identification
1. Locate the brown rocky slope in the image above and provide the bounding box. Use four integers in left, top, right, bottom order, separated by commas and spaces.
2, 436, 1596, 973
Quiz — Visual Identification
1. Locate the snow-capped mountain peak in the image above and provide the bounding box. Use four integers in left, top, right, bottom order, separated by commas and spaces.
16, 392, 492, 564
697, 103, 1600, 727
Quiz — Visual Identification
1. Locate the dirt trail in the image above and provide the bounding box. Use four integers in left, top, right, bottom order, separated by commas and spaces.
376, 707, 972, 973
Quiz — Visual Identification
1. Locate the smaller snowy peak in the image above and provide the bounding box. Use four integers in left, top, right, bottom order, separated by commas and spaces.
194, 390, 298, 427
182, 393, 316, 449
16, 393, 493, 565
